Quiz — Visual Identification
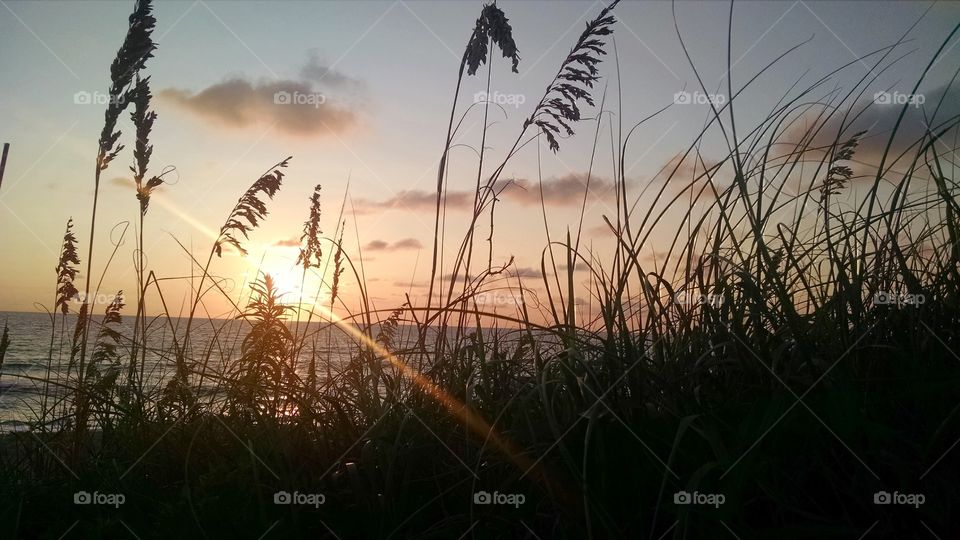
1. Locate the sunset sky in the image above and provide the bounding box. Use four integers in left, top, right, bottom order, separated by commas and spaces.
1, 0, 958, 318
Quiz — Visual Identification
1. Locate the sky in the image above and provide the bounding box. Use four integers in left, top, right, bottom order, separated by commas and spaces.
0, 0, 958, 320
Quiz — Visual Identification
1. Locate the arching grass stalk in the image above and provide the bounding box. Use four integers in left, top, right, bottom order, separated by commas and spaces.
177, 157, 290, 407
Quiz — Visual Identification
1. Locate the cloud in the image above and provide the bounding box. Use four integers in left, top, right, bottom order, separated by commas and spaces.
364, 238, 423, 251
108, 176, 134, 189
299, 49, 363, 89
504, 173, 618, 206
509, 266, 541, 278
351, 173, 620, 214
159, 53, 362, 137
558, 263, 589, 273
274, 238, 300, 247
586, 223, 612, 236
392, 238, 423, 250
393, 280, 430, 289
643, 85, 960, 200
783, 84, 960, 169
352, 190, 472, 214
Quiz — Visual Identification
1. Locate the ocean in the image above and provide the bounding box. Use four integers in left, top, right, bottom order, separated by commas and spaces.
0, 311, 396, 431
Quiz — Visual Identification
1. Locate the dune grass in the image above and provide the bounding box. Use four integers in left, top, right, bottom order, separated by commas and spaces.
1, 0, 959, 537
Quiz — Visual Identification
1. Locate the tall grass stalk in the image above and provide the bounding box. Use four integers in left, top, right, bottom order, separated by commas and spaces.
76, 0, 156, 434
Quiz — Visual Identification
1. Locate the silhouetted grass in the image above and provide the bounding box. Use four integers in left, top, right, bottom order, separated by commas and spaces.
1, 1, 959, 538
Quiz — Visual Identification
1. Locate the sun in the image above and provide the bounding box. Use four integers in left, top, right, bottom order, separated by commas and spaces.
242, 244, 330, 312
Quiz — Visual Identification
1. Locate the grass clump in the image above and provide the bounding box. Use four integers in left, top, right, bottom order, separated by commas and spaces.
1, 1, 959, 539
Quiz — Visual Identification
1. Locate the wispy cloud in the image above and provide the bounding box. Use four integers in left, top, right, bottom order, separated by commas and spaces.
159, 52, 363, 137
783, 84, 960, 168
509, 266, 542, 278
352, 173, 620, 214
108, 176, 134, 188
273, 238, 300, 247
504, 173, 618, 206
299, 49, 364, 88
353, 190, 473, 213
364, 238, 423, 251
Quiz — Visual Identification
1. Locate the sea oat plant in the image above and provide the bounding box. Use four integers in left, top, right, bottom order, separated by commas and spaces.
75, 0, 156, 434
